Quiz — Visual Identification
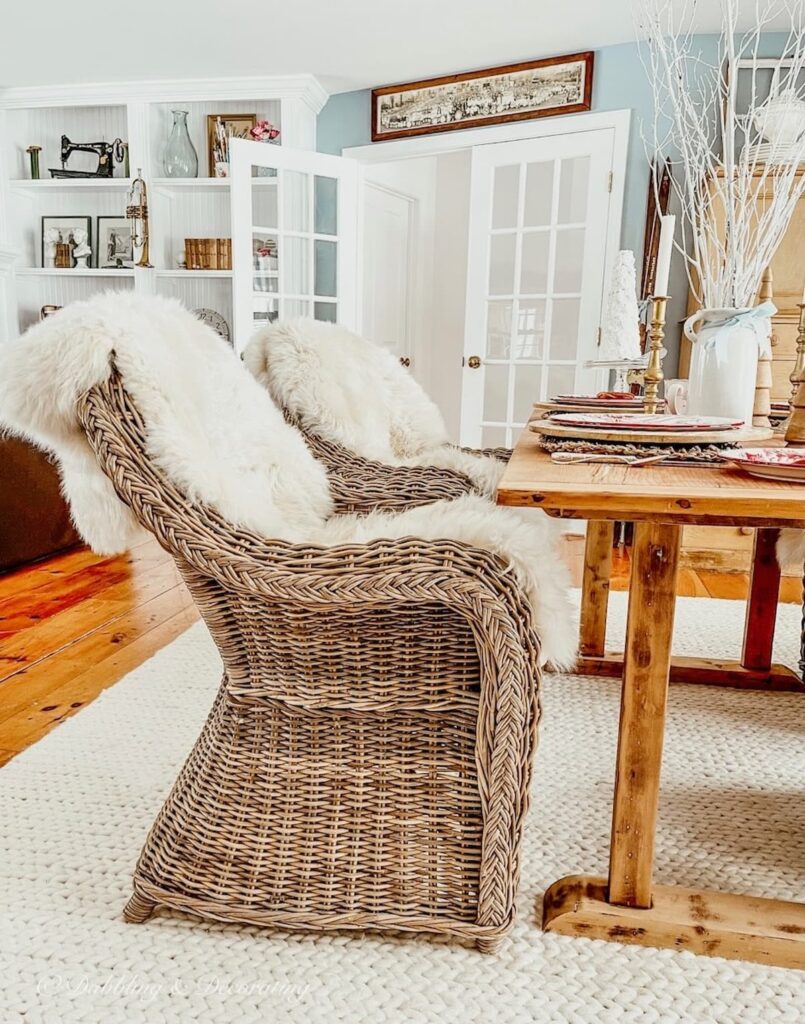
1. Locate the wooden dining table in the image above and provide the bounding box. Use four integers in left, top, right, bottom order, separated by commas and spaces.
496, 425, 805, 968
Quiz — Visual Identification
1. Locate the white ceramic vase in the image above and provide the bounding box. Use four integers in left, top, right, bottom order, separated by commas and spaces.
683, 304, 775, 424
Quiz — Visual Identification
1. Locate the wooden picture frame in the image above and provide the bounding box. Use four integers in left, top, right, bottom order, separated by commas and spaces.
206, 113, 257, 176
371, 52, 594, 142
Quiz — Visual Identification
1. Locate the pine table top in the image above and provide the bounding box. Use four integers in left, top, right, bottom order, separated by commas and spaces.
496, 427, 805, 528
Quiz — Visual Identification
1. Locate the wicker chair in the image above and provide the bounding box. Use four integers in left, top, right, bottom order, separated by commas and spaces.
292, 415, 511, 512
244, 320, 512, 509
77, 368, 543, 952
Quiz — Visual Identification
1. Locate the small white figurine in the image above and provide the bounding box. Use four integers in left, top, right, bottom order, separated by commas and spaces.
72, 227, 91, 268
44, 227, 60, 268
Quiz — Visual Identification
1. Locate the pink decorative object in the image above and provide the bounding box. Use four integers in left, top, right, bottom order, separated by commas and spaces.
250, 120, 280, 143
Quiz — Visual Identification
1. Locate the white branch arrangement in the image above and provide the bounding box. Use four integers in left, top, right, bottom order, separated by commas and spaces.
636, 0, 805, 309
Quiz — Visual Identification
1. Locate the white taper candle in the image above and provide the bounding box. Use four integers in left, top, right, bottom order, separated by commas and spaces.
653, 214, 675, 298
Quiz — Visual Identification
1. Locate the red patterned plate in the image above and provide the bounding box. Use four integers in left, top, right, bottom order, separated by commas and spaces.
551, 413, 744, 432
718, 447, 805, 482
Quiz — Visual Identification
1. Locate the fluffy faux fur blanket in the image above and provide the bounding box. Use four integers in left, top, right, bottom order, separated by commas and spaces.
0, 294, 577, 668
243, 318, 507, 496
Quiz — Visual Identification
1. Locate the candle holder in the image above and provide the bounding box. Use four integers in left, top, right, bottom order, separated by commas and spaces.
784, 303, 805, 446
643, 295, 668, 415
26, 145, 41, 180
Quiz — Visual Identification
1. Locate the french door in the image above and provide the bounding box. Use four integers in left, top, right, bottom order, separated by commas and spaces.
461, 129, 616, 447
230, 138, 359, 353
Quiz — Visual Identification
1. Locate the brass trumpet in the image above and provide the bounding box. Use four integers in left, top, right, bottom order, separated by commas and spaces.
126, 169, 153, 268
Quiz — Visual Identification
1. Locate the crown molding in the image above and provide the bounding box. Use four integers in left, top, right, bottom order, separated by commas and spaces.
0, 75, 330, 113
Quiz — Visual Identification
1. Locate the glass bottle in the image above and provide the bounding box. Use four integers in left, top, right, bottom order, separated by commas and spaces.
163, 110, 198, 178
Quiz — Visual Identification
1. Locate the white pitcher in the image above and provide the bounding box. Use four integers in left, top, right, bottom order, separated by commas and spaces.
683, 303, 775, 424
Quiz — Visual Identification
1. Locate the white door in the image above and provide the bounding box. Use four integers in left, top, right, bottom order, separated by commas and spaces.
360, 182, 414, 363
230, 137, 359, 353
461, 129, 616, 447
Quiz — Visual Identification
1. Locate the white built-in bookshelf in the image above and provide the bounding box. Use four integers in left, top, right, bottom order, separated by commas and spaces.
0, 76, 328, 340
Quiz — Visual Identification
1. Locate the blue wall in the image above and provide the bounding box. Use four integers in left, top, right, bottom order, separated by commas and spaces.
318, 42, 664, 253
317, 35, 786, 372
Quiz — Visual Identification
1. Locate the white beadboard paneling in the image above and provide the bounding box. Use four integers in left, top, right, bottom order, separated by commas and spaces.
155, 275, 233, 338
15, 273, 134, 332
151, 186, 231, 270
4, 106, 128, 180
149, 100, 281, 178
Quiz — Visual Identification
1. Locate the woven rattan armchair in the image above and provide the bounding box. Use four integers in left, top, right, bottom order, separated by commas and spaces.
289, 413, 512, 513
77, 369, 542, 952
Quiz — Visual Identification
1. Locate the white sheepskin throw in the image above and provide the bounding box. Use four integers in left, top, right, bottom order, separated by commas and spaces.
243, 318, 506, 497
778, 529, 805, 570
0, 294, 576, 668
0, 293, 333, 553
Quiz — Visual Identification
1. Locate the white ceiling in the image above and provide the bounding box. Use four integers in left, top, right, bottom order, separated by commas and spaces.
1, 0, 791, 93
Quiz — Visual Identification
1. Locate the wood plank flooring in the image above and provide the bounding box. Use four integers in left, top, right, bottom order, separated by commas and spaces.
0, 534, 799, 768
0, 538, 197, 766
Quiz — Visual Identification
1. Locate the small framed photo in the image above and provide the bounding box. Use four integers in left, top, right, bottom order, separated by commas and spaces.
96, 216, 134, 269
207, 113, 257, 177
41, 216, 92, 269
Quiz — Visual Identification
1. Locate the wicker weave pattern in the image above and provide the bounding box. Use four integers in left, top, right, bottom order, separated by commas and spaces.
76, 371, 542, 951
289, 412, 511, 512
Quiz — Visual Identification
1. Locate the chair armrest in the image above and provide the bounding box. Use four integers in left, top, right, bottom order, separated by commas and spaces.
458, 446, 512, 463
327, 462, 474, 515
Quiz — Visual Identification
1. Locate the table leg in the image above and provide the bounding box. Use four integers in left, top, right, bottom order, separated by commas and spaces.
576, 524, 800, 692
579, 521, 614, 658
543, 523, 805, 967
608, 521, 680, 906
742, 528, 781, 673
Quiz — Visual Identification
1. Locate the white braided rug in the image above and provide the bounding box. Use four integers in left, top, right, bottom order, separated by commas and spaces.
1, 594, 803, 1024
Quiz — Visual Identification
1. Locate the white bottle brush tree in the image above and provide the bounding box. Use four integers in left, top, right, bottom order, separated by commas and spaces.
600, 250, 642, 361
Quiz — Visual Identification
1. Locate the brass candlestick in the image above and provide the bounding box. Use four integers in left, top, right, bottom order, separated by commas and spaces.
784, 303, 805, 446
643, 296, 668, 415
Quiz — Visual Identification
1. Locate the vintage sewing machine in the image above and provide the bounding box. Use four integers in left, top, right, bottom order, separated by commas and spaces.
49, 135, 126, 178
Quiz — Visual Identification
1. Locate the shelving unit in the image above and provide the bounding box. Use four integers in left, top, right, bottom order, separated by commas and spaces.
0, 76, 328, 340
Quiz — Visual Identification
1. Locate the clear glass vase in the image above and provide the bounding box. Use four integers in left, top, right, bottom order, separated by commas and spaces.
163, 110, 198, 178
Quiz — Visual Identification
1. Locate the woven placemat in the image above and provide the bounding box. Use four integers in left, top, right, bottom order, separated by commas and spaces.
536, 434, 734, 463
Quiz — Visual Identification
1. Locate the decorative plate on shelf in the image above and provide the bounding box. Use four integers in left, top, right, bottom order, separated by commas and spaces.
550, 413, 744, 432
718, 447, 805, 482
193, 307, 231, 345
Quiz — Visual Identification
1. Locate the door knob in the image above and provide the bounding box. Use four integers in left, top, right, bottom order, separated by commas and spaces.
399, 356, 411, 367
467, 355, 481, 369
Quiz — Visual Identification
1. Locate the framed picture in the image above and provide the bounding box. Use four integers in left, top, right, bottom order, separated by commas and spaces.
206, 113, 257, 176
96, 216, 134, 269
41, 216, 92, 269
371, 52, 594, 142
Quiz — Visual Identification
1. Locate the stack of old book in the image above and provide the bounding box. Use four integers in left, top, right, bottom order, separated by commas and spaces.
184, 237, 232, 270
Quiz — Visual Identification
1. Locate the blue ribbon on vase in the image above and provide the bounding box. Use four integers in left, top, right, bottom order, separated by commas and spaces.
697, 301, 776, 357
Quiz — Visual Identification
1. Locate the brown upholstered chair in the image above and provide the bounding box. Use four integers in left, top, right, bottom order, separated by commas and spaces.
77, 368, 542, 953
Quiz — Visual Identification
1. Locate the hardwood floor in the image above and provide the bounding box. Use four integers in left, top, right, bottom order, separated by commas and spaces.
0, 537, 197, 766
0, 534, 799, 767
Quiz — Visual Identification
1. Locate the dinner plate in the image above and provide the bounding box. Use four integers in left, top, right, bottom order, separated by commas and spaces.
718, 447, 805, 482
552, 393, 643, 405
550, 413, 744, 432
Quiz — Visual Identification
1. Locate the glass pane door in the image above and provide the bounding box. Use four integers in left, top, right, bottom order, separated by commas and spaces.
230, 138, 358, 352
462, 129, 616, 447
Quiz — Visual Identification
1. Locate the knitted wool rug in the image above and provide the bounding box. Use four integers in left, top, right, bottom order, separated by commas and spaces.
1, 593, 802, 1024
